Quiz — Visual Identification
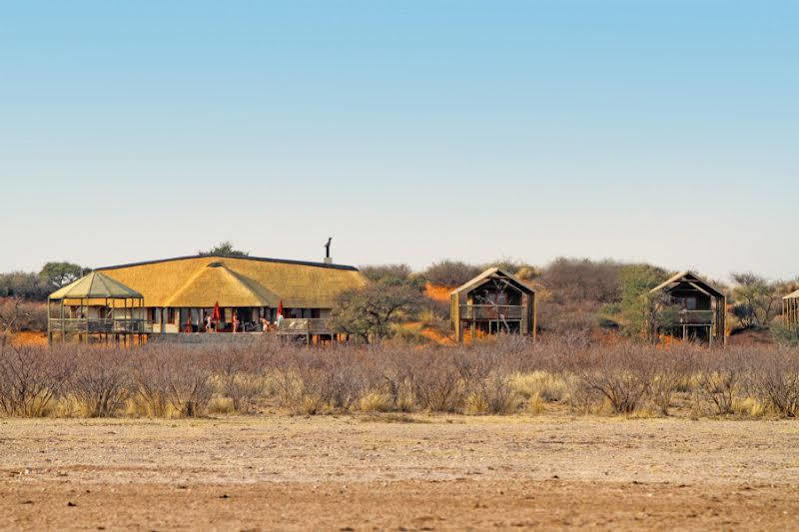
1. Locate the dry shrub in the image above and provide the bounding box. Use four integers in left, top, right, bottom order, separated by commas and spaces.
647, 344, 697, 415
749, 346, 799, 417
210, 344, 275, 413
71, 347, 131, 417
568, 343, 654, 414
464, 373, 520, 415
131, 346, 213, 417
409, 349, 465, 412
694, 348, 748, 416
0, 343, 74, 416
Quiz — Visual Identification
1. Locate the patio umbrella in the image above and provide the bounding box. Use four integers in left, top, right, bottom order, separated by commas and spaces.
277, 300, 284, 318
211, 301, 222, 332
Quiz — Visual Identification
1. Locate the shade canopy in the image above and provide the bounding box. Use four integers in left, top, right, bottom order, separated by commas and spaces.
49, 271, 143, 300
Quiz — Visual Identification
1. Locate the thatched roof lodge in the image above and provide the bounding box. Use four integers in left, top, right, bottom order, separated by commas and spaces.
95, 255, 366, 337
450, 268, 536, 343
649, 271, 726, 346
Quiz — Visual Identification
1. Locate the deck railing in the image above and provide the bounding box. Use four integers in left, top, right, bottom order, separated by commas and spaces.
673, 310, 715, 325
277, 318, 332, 335
49, 318, 153, 334
459, 305, 524, 320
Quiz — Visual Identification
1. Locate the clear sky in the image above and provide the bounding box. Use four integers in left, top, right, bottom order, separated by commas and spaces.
1, 1, 797, 280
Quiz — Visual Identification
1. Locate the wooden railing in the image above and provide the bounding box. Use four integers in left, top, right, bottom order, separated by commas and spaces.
459, 305, 524, 320
277, 318, 332, 335
49, 318, 152, 334
674, 310, 715, 325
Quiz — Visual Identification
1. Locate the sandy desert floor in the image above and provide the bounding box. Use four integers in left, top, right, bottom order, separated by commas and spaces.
1, 414, 798, 530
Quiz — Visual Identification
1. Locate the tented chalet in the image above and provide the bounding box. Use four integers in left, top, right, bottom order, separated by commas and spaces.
784, 289, 799, 328
94, 255, 366, 340
450, 268, 536, 343
648, 271, 726, 346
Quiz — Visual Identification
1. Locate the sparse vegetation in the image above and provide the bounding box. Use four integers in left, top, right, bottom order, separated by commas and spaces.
0, 334, 796, 420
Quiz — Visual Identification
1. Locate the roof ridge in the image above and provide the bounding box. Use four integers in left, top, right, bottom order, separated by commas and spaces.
218, 265, 281, 304
97, 254, 359, 272
162, 262, 212, 307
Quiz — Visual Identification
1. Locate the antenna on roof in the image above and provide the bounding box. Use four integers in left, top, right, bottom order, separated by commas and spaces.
324, 237, 333, 264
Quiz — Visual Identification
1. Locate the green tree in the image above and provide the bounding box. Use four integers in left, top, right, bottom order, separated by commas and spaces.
198, 241, 249, 257
38, 262, 90, 291
329, 282, 425, 343
618, 264, 676, 340
730, 272, 781, 329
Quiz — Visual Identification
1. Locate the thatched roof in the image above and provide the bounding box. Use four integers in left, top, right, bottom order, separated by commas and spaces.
49, 272, 143, 300
649, 271, 725, 299
785, 289, 799, 300
96, 255, 366, 308
451, 267, 534, 297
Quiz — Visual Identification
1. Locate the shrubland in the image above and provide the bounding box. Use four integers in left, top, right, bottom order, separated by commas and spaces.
1, 335, 797, 420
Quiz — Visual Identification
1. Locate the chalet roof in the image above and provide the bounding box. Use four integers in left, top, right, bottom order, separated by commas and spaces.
649, 271, 725, 299
451, 267, 534, 297
784, 289, 799, 300
96, 255, 366, 308
49, 272, 143, 300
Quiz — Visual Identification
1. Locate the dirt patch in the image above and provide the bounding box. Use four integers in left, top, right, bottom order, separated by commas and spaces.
0, 415, 797, 529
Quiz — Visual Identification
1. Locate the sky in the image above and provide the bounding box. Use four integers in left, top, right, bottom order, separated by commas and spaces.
1, 1, 797, 280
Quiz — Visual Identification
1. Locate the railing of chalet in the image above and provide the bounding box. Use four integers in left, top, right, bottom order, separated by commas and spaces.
49, 318, 153, 334
459, 305, 524, 320
671, 310, 715, 325
277, 318, 332, 335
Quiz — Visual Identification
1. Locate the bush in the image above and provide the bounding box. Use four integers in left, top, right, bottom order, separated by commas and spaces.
694, 348, 748, 416
359, 264, 413, 283
131, 347, 213, 417
0, 343, 74, 416
749, 347, 799, 417
0, 298, 48, 333
422, 261, 482, 287
567, 343, 654, 414
71, 347, 131, 417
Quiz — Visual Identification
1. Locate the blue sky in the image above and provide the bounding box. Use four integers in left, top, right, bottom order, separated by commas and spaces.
1, 1, 797, 280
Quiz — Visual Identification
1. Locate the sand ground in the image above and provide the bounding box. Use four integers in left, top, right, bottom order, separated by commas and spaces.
1, 414, 798, 530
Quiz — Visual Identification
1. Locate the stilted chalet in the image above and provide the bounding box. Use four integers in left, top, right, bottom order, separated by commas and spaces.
450, 268, 536, 343
648, 271, 726, 346
94, 255, 367, 341
48, 272, 149, 344
784, 289, 799, 328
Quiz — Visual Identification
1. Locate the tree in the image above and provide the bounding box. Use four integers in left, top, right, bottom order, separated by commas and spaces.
731, 272, 781, 329
422, 260, 482, 287
618, 265, 677, 340
0, 271, 48, 300
198, 241, 249, 258
38, 262, 90, 291
359, 264, 413, 283
329, 282, 425, 343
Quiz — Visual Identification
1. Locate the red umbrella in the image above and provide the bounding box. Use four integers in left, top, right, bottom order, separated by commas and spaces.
277, 300, 284, 317
212, 302, 221, 321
